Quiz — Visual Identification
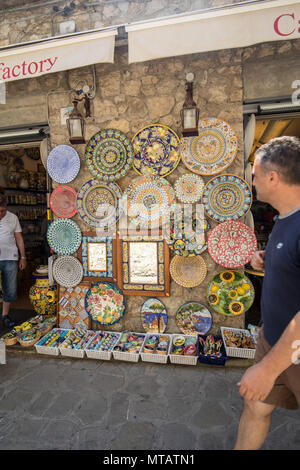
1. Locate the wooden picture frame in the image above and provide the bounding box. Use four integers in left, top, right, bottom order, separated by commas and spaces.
77, 232, 117, 283
116, 230, 170, 297
57, 282, 92, 329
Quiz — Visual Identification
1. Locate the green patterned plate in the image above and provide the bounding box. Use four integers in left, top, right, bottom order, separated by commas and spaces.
47, 219, 82, 255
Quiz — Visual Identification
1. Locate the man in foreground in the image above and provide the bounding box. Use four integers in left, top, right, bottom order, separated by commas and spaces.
0, 194, 26, 328
234, 136, 300, 450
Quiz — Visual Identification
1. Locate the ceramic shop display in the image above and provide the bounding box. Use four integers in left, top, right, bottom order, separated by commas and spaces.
140, 298, 168, 333
47, 145, 80, 183
166, 211, 210, 257
180, 118, 238, 176
207, 220, 257, 268
124, 175, 176, 227
132, 124, 180, 177
47, 219, 82, 255
175, 302, 212, 335
76, 178, 122, 229
50, 185, 77, 218
202, 174, 252, 222
29, 273, 57, 316
174, 173, 205, 204
207, 270, 254, 317
84, 282, 126, 326
170, 255, 207, 288
85, 128, 134, 182
52, 255, 84, 288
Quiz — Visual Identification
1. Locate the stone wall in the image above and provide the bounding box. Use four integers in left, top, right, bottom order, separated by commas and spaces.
47, 45, 245, 334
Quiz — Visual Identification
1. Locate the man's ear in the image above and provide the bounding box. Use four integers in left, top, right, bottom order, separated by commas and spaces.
269, 170, 280, 185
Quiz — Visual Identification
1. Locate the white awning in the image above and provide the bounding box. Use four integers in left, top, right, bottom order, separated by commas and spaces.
0, 28, 117, 83
126, 0, 300, 63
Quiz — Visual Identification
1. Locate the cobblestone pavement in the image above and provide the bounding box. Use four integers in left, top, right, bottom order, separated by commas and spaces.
0, 353, 299, 450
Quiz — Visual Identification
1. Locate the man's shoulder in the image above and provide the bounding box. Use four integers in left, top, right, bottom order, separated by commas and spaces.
6, 211, 18, 221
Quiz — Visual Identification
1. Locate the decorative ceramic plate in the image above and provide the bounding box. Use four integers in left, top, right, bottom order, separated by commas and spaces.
244, 114, 256, 162
207, 220, 257, 268
85, 129, 134, 182
52, 255, 83, 288
124, 175, 176, 227
202, 174, 252, 222
175, 302, 212, 335
166, 212, 210, 257
207, 270, 254, 316
85, 282, 125, 326
180, 118, 238, 176
170, 255, 207, 288
141, 298, 168, 333
47, 219, 82, 255
174, 173, 205, 203
50, 185, 77, 218
76, 178, 123, 229
47, 145, 80, 183
244, 162, 252, 188
132, 124, 180, 177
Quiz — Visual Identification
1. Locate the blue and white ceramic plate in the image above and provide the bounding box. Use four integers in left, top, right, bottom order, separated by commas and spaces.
47, 145, 80, 183
47, 219, 82, 255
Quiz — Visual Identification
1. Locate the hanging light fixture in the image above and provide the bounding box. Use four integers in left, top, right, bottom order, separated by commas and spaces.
66, 99, 85, 144
180, 73, 199, 137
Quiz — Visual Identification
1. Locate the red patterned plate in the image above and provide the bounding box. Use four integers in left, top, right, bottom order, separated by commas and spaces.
207, 220, 257, 269
50, 185, 77, 218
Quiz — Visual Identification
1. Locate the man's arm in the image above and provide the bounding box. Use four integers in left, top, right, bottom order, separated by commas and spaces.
238, 311, 300, 401
14, 232, 27, 270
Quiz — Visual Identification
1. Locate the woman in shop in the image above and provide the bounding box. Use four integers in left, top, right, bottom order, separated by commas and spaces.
0, 193, 26, 328
234, 136, 300, 450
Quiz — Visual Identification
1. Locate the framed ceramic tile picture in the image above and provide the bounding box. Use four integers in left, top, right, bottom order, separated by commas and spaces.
77, 232, 117, 282
57, 282, 92, 329
116, 231, 170, 297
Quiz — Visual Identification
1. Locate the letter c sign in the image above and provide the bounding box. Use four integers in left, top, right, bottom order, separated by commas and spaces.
274, 13, 296, 37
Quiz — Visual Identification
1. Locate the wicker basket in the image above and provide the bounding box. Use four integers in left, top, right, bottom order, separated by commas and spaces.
169, 334, 198, 365
112, 332, 146, 362
141, 334, 172, 364
2, 335, 18, 346
85, 331, 121, 361
221, 327, 256, 359
35, 328, 70, 356
18, 331, 41, 348
59, 330, 95, 359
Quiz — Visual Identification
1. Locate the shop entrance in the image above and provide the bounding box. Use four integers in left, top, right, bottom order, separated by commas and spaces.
243, 109, 300, 327
0, 126, 49, 326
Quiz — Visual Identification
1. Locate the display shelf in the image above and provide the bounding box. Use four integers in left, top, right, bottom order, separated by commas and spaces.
7, 203, 46, 206
3, 187, 47, 194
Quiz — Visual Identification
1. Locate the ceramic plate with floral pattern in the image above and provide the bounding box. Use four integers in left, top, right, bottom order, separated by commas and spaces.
85, 282, 126, 326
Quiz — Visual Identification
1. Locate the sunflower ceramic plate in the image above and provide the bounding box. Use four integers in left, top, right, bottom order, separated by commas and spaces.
166, 212, 210, 257
207, 270, 254, 316
124, 175, 176, 227
174, 173, 205, 204
47, 219, 82, 255
141, 298, 168, 333
76, 178, 123, 229
202, 174, 252, 222
47, 145, 80, 183
170, 255, 207, 288
52, 255, 83, 288
132, 124, 180, 177
207, 220, 257, 268
180, 118, 238, 176
175, 302, 212, 335
85, 128, 134, 182
85, 282, 125, 326
50, 185, 77, 218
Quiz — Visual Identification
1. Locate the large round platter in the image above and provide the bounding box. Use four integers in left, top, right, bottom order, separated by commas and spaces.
50, 185, 77, 218
76, 178, 122, 229
207, 270, 254, 316
85, 129, 134, 182
47, 145, 80, 184
174, 173, 204, 203
166, 212, 210, 257
52, 256, 83, 288
141, 298, 168, 333
208, 220, 257, 268
124, 175, 176, 227
170, 255, 207, 288
132, 124, 180, 177
85, 282, 125, 326
180, 118, 238, 176
47, 219, 81, 255
202, 174, 252, 222
175, 302, 212, 335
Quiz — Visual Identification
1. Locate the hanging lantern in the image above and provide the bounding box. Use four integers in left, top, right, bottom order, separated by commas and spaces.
180, 73, 199, 137
66, 99, 85, 144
